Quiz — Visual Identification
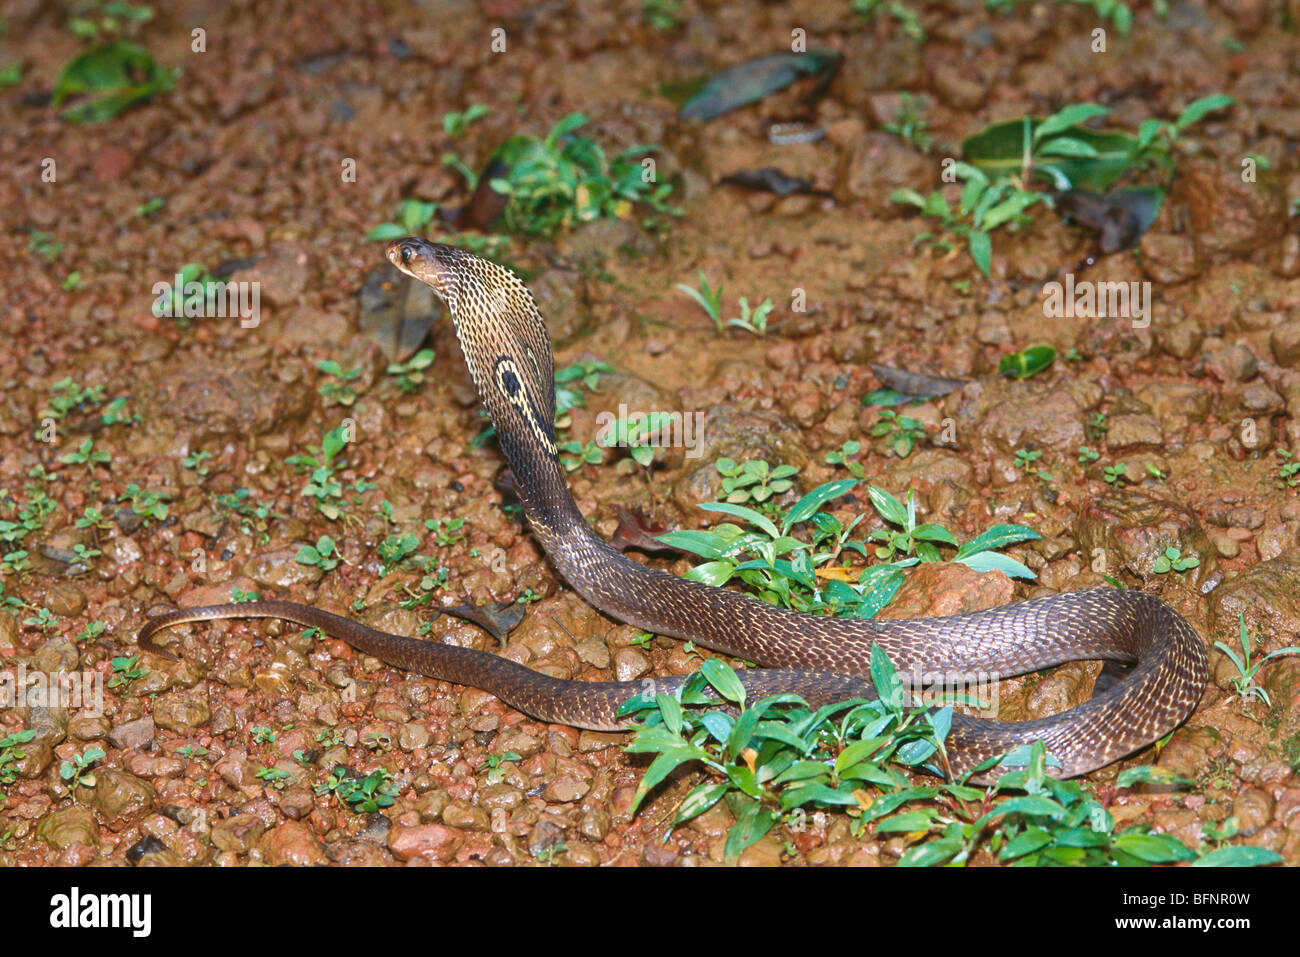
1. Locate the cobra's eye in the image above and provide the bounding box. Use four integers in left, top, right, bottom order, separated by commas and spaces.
400, 244, 413, 265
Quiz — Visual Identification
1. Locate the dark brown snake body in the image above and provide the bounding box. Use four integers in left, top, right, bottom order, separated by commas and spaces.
139, 240, 1208, 780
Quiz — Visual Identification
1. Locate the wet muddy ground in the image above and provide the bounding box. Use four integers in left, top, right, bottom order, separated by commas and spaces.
3, 0, 1300, 866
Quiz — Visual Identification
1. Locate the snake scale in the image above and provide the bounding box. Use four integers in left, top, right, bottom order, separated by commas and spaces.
138, 240, 1208, 780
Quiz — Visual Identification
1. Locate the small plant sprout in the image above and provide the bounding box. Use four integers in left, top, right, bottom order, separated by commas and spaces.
120, 483, 170, 524
600, 412, 674, 469
1214, 614, 1300, 707
387, 349, 436, 393
256, 766, 291, 790
727, 296, 774, 335
1152, 545, 1198, 575
1, 730, 37, 791
442, 103, 490, 137
345, 770, 400, 812
1086, 412, 1109, 440
108, 655, 148, 691
479, 751, 523, 785
676, 270, 724, 331
285, 426, 350, 521
715, 458, 799, 510
60, 437, 112, 473
60, 748, 106, 790
75, 620, 106, 643
824, 440, 865, 479
425, 517, 467, 547
1103, 464, 1129, 486
1077, 446, 1100, 464
296, 535, 340, 572
865, 486, 1039, 578
184, 449, 212, 477
871, 410, 927, 459
1275, 450, 1300, 489
22, 607, 57, 633
1014, 448, 1051, 483
317, 360, 362, 407
486, 113, 676, 236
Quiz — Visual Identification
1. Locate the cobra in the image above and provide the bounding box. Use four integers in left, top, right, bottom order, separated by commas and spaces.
138, 239, 1208, 780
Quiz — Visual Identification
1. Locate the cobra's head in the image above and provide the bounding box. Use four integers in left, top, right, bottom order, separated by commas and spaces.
385, 238, 559, 465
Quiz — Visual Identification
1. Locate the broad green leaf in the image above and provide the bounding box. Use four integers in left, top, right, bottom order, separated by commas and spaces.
1034, 103, 1111, 143
683, 560, 736, 587
999, 828, 1053, 860
867, 485, 908, 527
655, 693, 683, 737
783, 479, 858, 533
954, 524, 1041, 559
655, 529, 732, 559
1175, 94, 1236, 132
1116, 765, 1192, 789
701, 658, 746, 706
999, 344, 1056, 379
967, 229, 992, 276
1192, 845, 1284, 868
672, 782, 729, 827
723, 800, 777, 860
875, 809, 938, 833
955, 550, 1036, 580
1035, 136, 1100, 158
699, 501, 780, 539
869, 643, 904, 711
1114, 832, 1197, 863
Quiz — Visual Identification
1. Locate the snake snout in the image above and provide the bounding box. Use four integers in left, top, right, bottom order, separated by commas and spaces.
385, 238, 465, 299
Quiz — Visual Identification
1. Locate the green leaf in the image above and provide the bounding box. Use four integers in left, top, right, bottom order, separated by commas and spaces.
52, 41, 176, 124
898, 830, 963, 866
911, 523, 959, 547
655, 529, 733, 559
964, 117, 1138, 192
875, 808, 938, 833
999, 344, 1056, 379
1113, 832, 1196, 863
783, 479, 857, 533
999, 827, 1053, 860
630, 747, 710, 814
867, 486, 908, 527
966, 229, 992, 276
954, 550, 1036, 580
1116, 765, 1192, 789
366, 222, 408, 241
700, 659, 746, 706
1175, 94, 1236, 132
723, 800, 776, 861
869, 644, 904, 711
655, 693, 683, 736
1192, 845, 1284, 868
954, 524, 1041, 559
672, 782, 729, 827
1035, 136, 1100, 158
683, 560, 736, 587
699, 501, 780, 539
1033, 103, 1111, 143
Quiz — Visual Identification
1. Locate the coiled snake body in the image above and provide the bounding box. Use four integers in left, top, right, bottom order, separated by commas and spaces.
139, 240, 1208, 779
